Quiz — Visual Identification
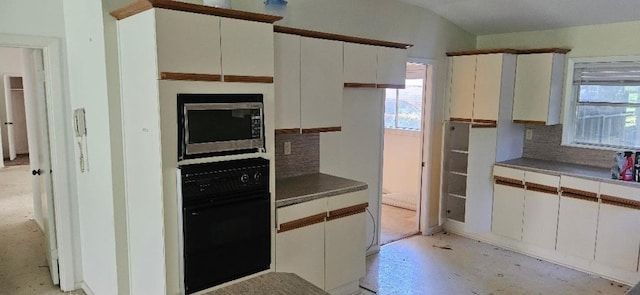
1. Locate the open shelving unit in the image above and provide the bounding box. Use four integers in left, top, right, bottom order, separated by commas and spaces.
445, 121, 469, 223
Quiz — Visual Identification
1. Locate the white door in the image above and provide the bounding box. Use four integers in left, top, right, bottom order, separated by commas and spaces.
31, 50, 59, 284
3, 75, 17, 160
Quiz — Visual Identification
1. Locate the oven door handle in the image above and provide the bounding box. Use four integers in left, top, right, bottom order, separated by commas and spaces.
184, 192, 270, 211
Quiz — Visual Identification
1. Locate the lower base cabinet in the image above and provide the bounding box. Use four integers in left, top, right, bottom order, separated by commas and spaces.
595, 203, 640, 272
275, 222, 325, 288
492, 183, 525, 240
556, 195, 599, 260
275, 190, 368, 293
325, 212, 366, 290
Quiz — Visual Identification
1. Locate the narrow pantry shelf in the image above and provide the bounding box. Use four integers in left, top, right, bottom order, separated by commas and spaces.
450, 171, 468, 177
449, 193, 466, 199
451, 149, 469, 154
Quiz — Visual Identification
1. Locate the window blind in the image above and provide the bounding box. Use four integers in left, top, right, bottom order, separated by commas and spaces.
573, 61, 640, 85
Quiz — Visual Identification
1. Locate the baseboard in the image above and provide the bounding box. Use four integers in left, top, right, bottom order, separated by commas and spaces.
81, 282, 96, 295
328, 280, 361, 295
366, 245, 380, 256
423, 225, 443, 236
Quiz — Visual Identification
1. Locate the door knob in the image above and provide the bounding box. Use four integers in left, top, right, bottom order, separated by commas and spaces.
32, 169, 42, 176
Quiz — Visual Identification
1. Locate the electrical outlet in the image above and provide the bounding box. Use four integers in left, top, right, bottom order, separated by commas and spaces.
284, 141, 292, 155
526, 129, 533, 140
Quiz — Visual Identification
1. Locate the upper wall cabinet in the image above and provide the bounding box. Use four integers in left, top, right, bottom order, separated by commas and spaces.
448, 53, 517, 123
220, 18, 274, 79
274, 33, 301, 132
377, 47, 407, 87
300, 37, 344, 130
343, 43, 378, 86
512, 52, 567, 125
155, 9, 222, 76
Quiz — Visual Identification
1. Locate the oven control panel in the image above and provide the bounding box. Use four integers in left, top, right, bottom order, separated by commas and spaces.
180, 158, 269, 201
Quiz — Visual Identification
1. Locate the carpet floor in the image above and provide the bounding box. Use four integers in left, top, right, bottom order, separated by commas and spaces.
0, 165, 83, 295
361, 233, 630, 295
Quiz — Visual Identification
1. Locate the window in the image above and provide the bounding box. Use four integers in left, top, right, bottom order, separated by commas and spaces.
384, 79, 423, 130
566, 58, 640, 149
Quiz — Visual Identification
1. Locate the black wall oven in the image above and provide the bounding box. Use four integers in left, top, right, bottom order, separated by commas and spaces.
180, 158, 270, 294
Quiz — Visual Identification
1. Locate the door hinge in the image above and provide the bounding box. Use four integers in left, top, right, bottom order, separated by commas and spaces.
421, 162, 425, 167
4, 122, 13, 125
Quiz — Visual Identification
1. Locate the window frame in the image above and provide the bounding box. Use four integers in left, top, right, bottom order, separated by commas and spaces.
384, 79, 424, 131
562, 55, 640, 151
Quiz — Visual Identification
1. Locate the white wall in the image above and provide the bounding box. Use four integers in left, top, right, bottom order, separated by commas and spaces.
232, 0, 475, 246
10, 90, 29, 154
0, 0, 86, 290
0, 47, 24, 158
62, 0, 119, 294
382, 129, 422, 210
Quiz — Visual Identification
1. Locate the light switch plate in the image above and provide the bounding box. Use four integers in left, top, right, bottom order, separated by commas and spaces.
526, 129, 533, 140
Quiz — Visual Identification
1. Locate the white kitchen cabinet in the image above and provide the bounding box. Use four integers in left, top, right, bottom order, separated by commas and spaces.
344, 43, 378, 85
300, 37, 344, 130
220, 18, 274, 78
376, 47, 407, 87
275, 198, 327, 289
448, 53, 516, 122
449, 55, 476, 121
595, 183, 640, 272
474, 54, 505, 122
464, 125, 497, 232
522, 172, 560, 249
556, 176, 599, 260
512, 53, 565, 125
325, 212, 366, 291
274, 33, 301, 131
155, 9, 221, 76
491, 166, 526, 240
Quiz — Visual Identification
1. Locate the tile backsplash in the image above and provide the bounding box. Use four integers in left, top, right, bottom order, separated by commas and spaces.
523, 124, 614, 169
275, 133, 320, 179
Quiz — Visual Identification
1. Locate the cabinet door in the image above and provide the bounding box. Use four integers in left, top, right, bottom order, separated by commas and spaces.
344, 43, 377, 85
449, 55, 476, 120
276, 223, 325, 289
596, 183, 640, 271
300, 37, 343, 130
220, 18, 274, 78
155, 9, 221, 76
595, 202, 640, 272
492, 183, 525, 240
274, 33, 301, 131
512, 54, 553, 123
522, 172, 560, 249
473, 54, 503, 122
465, 126, 497, 232
556, 196, 599, 260
325, 212, 366, 291
376, 47, 407, 87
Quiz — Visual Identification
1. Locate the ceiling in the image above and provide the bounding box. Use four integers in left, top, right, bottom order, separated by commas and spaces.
397, 0, 640, 35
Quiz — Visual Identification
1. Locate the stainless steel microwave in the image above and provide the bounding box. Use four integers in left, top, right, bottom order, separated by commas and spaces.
177, 93, 265, 160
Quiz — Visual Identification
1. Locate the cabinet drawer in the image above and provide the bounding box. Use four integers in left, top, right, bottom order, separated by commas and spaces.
493, 165, 525, 182
600, 182, 640, 203
525, 171, 559, 189
327, 189, 368, 212
560, 176, 599, 198
277, 198, 327, 227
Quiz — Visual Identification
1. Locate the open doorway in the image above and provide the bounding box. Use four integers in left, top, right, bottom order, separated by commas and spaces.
0, 46, 62, 294
380, 61, 432, 245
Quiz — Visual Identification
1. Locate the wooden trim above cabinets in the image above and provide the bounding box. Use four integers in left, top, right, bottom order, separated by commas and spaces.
277, 213, 327, 233
274, 25, 412, 49
327, 203, 368, 221
525, 182, 559, 195
447, 48, 519, 56
376, 84, 405, 89
513, 120, 547, 125
160, 72, 222, 82
600, 194, 640, 210
446, 48, 571, 56
450, 117, 472, 123
302, 127, 342, 133
275, 128, 301, 135
344, 83, 377, 88
516, 48, 571, 54
223, 75, 274, 84
111, 0, 283, 23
